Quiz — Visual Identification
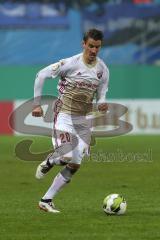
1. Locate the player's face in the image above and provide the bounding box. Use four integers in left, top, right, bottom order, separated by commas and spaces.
83, 38, 102, 64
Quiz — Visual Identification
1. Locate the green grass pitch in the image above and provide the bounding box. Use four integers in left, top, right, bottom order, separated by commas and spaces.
1, 135, 160, 240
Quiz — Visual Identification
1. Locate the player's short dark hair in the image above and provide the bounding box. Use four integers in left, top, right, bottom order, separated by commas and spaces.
83, 28, 103, 42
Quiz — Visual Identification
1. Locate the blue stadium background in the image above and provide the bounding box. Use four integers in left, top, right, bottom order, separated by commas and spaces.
1, 1, 160, 65
0, 1, 160, 109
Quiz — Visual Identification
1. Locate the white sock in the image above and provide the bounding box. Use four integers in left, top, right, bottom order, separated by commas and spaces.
42, 173, 68, 200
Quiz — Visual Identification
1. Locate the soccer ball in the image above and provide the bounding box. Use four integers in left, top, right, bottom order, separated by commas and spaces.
103, 193, 127, 215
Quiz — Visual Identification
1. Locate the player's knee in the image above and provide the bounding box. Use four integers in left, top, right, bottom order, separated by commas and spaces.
60, 156, 72, 165
63, 156, 72, 162
68, 162, 80, 170
60, 164, 80, 183
51, 148, 72, 165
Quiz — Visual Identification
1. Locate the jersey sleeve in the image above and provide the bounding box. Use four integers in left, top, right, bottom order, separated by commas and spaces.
96, 64, 109, 104
33, 58, 72, 106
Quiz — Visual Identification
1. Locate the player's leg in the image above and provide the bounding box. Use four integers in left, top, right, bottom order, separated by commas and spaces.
35, 146, 71, 179
38, 113, 76, 212
38, 149, 76, 213
40, 162, 80, 200
38, 158, 80, 213
35, 112, 76, 179
39, 137, 88, 213
38, 114, 91, 213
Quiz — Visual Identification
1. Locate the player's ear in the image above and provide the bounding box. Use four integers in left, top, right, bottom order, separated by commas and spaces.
82, 40, 86, 48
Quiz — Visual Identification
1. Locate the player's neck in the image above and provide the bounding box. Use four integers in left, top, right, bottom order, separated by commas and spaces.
82, 53, 97, 67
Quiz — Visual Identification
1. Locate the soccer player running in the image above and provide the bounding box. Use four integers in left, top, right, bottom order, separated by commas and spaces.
32, 28, 109, 213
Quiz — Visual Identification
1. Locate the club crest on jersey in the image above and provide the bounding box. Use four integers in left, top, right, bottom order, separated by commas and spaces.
97, 72, 102, 79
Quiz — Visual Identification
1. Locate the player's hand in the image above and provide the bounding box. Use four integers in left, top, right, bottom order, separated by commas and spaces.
98, 103, 108, 112
32, 105, 43, 117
